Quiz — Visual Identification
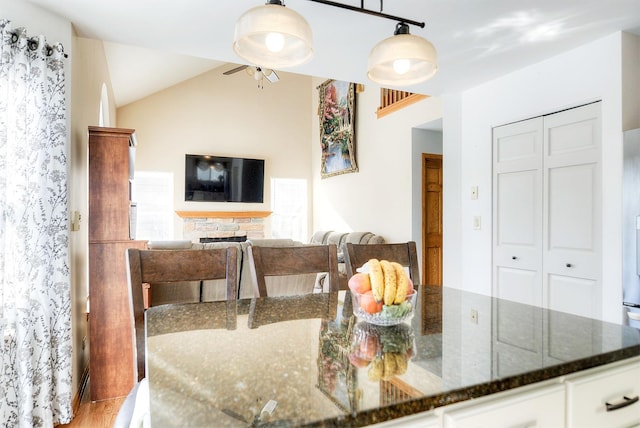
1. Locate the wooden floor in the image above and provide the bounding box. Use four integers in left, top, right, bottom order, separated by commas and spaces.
59, 380, 125, 428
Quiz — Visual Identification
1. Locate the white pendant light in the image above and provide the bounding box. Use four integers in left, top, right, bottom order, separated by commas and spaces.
233, 0, 314, 69
367, 22, 438, 86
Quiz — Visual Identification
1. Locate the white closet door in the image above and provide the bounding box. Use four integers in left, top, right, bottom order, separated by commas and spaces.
493, 117, 544, 306
543, 102, 601, 319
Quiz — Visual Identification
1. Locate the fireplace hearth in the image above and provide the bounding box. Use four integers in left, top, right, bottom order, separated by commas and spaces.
199, 236, 247, 243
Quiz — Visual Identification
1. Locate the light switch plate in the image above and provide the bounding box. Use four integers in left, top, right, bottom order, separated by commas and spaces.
473, 216, 481, 230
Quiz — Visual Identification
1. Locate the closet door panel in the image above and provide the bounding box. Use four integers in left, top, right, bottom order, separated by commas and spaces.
493, 118, 543, 306
543, 103, 601, 319
492, 102, 601, 319
547, 274, 599, 320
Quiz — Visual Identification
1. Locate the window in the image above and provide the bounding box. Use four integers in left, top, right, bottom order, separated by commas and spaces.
99, 83, 110, 127
131, 172, 174, 240
270, 178, 307, 242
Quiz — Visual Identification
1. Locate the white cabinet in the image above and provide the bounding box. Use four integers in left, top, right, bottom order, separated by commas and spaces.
370, 411, 439, 428
492, 102, 602, 319
371, 357, 639, 428
442, 384, 565, 428
565, 358, 640, 428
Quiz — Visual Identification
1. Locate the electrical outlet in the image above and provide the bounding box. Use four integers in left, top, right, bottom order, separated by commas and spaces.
71, 210, 81, 231
470, 309, 479, 324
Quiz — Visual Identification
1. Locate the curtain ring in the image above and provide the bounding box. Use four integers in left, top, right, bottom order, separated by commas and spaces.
28, 38, 39, 51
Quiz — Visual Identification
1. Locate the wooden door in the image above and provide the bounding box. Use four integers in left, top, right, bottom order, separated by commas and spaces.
88, 127, 134, 241
421, 154, 442, 286
543, 102, 601, 319
492, 117, 544, 306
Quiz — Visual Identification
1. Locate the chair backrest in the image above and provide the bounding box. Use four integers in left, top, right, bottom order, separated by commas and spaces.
343, 241, 420, 283
247, 293, 339, 328
247, 244, 339, 297
126, 247, 238, 381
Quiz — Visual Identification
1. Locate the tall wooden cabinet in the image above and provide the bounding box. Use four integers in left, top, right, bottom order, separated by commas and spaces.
88, 126, 147, 401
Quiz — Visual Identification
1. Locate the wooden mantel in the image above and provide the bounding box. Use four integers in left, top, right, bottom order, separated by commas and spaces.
175, 211, 272, 219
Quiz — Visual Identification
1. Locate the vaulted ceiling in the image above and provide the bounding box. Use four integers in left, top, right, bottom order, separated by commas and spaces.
28, 0, 640, 106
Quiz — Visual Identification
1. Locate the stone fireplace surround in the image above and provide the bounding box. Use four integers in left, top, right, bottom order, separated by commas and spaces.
176, 211, 271, 243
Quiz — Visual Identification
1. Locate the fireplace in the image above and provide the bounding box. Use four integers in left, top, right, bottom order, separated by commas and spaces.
176, 211, 271, 243
199, 236, 247, 243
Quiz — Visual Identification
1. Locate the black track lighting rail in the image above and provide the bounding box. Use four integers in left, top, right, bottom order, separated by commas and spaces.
305, 0, 425, 28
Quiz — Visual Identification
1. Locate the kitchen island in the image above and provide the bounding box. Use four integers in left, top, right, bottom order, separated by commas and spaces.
145, 286, 640, 427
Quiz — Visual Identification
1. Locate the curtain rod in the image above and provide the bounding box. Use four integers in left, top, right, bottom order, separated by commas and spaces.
304, 0, 425, 28
10, 32, 68, 58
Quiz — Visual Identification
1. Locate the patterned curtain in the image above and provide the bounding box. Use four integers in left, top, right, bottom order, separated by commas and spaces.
0, 20, 72, 427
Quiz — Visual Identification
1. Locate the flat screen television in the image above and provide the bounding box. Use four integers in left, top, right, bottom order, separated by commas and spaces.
185, 154, 265, 203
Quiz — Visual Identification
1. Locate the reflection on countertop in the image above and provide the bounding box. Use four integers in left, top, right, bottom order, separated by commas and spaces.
144, 286, 640, 427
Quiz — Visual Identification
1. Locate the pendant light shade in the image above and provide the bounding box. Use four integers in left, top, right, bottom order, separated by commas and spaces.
367, 22, 438, 86
233, 0, 314, 69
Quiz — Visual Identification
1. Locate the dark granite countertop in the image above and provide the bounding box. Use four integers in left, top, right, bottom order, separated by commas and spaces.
145, 286, 640, 427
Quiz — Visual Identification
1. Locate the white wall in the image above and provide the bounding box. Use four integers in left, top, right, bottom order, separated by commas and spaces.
117, 68, 313, 239
311, 79, 442, 243
443, 32, 627, 323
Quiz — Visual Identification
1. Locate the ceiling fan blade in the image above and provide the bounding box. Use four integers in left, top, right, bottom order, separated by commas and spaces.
262, 69, 279, 83
223, 65, 249, 75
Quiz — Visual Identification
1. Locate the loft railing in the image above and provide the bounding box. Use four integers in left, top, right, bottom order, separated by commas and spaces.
376, 88, 428, 118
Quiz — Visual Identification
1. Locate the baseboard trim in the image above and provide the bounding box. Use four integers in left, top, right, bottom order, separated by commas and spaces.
73, 365, 90, 413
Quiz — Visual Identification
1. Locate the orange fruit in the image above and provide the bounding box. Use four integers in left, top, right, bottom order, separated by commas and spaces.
359, 290, 383, 314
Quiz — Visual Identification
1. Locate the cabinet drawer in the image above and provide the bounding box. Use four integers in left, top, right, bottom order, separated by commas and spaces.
566, 359, 640, 428
370, 411, 438, 428
443, 384, 564, 428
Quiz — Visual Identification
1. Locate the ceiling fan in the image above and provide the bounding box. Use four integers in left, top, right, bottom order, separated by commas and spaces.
223, 64, 280, 89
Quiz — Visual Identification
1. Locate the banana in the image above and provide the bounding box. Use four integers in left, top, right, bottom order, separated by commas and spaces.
391, 262, 409, 304
382, 353, 397, 380
394, 352, 408, 375
381, 260, 397, 306
368, 357, 384, 381
368, 259, 384, 302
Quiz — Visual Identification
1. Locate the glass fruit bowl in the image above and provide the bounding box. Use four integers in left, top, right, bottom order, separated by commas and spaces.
348, 322, 416, 380
351, 290, 417, 326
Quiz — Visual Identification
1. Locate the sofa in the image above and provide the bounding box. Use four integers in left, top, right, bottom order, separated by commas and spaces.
145, 231, 385, 306
309, 231, 386, 278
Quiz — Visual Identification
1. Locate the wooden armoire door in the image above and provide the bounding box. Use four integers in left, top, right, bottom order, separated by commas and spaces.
88, 126, 147, 401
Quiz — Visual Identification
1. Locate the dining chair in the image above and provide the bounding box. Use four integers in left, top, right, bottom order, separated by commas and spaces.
343, 241, 421, 283
115, 246, 238, 428
247, 293, 339, 328
247, 244, 339, 297
126, 247, 238, 381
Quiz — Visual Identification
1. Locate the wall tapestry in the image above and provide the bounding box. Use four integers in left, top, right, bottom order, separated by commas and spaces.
318, 79, 357, 178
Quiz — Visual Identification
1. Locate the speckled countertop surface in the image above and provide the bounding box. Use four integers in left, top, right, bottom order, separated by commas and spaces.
145, 286, 640, 427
